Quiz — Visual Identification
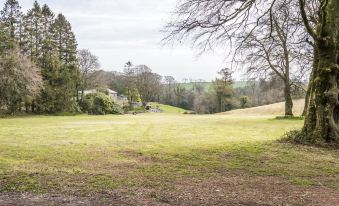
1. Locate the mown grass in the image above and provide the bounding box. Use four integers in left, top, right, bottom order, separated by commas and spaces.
0, 114, 338, 195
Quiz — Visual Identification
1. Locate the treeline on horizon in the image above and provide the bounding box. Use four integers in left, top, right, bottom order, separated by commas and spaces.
89, 66, 306, 114
0, 0, 306, 116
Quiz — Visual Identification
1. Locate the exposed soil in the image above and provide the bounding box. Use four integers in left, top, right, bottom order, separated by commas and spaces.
1, 174, 338, 206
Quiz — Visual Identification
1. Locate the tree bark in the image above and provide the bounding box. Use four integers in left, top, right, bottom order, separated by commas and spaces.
284, 83, 294, 116
300, 0, 339, 143
303, 47, 318, 116
302, 79, 311, 116
303, 42, 339, 141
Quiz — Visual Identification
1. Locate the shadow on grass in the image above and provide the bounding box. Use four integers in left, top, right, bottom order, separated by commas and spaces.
1, 141, 338, 195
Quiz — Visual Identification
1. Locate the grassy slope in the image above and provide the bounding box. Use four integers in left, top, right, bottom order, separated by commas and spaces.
222, 99, 305, 116
0, 113, 338, 195
149, 102, 188, 113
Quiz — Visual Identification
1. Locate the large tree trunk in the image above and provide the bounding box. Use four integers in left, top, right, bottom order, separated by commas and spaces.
303, 68, 314, 116
303, 48, 318, 116
299, 0, 339, 143
284, 83, 294, 116
302, 78, 312, 116
302, 43, 339, 142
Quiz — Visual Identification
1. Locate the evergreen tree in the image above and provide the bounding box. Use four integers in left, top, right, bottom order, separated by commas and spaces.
34, 13, 80, 113
0, 0, 22, 50
0, 1, 84, 114
51, 13, 77, 64
40, 4, 54, 66
23, 1, 43, 60
0, 22, 5, 54
34, 53, 79, 113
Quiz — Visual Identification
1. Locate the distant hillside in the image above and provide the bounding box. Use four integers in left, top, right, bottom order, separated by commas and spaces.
180, 81, 250, 91
149, 102, 188, 114
220, 99, 305, 116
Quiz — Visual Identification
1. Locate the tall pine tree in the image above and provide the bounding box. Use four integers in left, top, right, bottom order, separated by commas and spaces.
51, 13, 77, 64
0, 0, 22, 50
23, 1, 43, 60
40, 4, 54, 66
35, 13, 79, 113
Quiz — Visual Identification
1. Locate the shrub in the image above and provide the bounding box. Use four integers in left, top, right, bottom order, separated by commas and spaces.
131, 106, 147, 114
111, 103, 124, 114
239, 96, 251, 108
82, 93, 123, 115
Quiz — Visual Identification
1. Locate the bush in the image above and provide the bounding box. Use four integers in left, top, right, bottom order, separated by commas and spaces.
239, 96, 251, 108
81, 93, 123, 115
130, 106, 147, 114
111, 103, 124, 114
69, 100, 82, 113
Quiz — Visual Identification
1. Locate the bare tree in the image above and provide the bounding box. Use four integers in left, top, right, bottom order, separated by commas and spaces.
0, 48, 43, 114
235, 0, 311, 116
164, 0, 274, 53
165, 0, 339, 142
119, 62, 162, 105
77, 49, 100, 100
129, 65, 163, 103
214, 68, 235, 112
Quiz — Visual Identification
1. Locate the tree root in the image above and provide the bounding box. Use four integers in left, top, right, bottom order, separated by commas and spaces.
279, 130, 339, 148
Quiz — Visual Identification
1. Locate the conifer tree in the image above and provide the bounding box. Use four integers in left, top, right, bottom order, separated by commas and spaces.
23, 1, 43, 60
35, 13, 80, 113
0, 0, 84, 114
40, 4, 54, 66
0, 22, 5, 54
51, 13, 77, 64
0, 0, 22, 50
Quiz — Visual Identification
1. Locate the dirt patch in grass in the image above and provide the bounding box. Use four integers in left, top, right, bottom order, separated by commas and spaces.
1, 174, 338, 206
165, 175, 339, 206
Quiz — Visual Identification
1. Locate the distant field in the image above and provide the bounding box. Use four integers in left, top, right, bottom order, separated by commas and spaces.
222, 99, 305, 116
0, 111, 338, 205
180, 81, 250, 91
149, 102, 188, 113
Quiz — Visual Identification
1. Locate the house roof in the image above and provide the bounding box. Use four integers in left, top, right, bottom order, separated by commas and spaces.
83, 89, 118, 94
107, 89, 118, 94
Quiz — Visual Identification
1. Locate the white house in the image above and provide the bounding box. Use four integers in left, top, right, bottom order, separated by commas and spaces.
106, 89, 118, 99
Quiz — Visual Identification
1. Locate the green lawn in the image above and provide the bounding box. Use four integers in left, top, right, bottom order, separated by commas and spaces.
0, 114, 338, 196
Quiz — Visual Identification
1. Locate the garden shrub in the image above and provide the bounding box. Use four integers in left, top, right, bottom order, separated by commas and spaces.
82, 92, 123, 115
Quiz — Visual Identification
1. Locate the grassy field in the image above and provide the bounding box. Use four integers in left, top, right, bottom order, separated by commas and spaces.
149, 102, 188, 113
0, 109, 338, 205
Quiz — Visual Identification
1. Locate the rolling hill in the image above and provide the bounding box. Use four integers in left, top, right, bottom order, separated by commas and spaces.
220, 99, 305, 116
149, 102, 188, 113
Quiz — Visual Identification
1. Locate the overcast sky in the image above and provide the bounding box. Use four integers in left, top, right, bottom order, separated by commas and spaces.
1, 0, 242, 81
